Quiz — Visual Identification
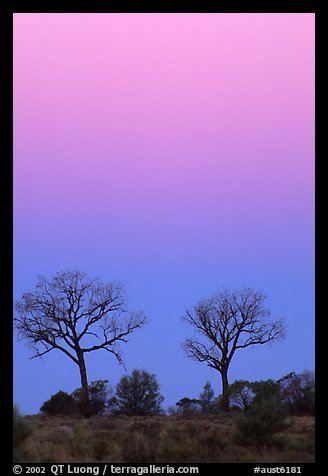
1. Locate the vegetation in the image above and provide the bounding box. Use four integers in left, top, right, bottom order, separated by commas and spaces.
227, 372, 315, 417
235, 398, 288, 446
183, 288, 285, 411
13, 413, 314, 463
40, 391, 77, 416
171, 382, 217, 415
175, 397, 201, 415
13, 405, 33, 462
14, 270, 146, 416
113, 369, 164, 416
13, 405, 33, 446
29, 369, 315, 463
41, 381, 112, 417
14, 274, 314, 463
71, 380, 112, 416
199, 381, 216, 414
278, 370, 315, 416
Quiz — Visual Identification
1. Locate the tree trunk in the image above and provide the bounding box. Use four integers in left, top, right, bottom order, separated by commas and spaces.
220, 369, 230, 412
77, 351, 90, 417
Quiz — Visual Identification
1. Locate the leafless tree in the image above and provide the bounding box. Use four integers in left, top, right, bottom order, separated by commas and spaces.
14, 270, 146, 416
183, 288, 285, 412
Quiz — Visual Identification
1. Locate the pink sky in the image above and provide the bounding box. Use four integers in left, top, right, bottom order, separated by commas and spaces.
14, 13, 314, 241
13, 13, 315, 414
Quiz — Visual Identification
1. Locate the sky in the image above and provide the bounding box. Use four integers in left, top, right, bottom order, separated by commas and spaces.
13, 13, 315, 415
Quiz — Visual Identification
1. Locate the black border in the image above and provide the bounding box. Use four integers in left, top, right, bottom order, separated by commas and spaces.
2, 0, 320, 471
1, 0, 14, 470
2, 1, 320, 13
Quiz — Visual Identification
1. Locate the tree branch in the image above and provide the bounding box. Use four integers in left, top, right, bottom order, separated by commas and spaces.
14, 271, 146, 372
183, 288, 286, 381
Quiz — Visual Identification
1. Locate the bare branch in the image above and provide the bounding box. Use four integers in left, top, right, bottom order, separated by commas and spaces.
14, 270, 146, 371
183, 338, 222, 371
81, 312, 146, 368
183, 287, 286, 376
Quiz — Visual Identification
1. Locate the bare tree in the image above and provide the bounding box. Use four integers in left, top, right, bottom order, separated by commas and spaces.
14, 270, 146, 416
183, 288, 285, 412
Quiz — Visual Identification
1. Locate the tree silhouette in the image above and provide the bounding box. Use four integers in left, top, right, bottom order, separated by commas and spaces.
14, 270, 146, 416
183, 287, 285, 412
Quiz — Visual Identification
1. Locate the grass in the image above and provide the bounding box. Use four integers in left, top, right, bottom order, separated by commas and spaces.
14, 414, 315, 464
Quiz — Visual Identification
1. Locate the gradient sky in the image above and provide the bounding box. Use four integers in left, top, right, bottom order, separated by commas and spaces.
13, 13, 315, 415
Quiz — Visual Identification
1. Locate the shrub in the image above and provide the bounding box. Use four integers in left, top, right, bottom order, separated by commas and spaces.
115, 369, 164, 416
278, 371, 315, 416
228, 380, 254, 410
175, 397, 200, 415
251, 379, 281, 405
71, 380, 111, 416
13, 405, 33, 463
40, 391, 78, 416
198, 382, 216, 414
13, 405, 33, 447
235, 398, 287, 446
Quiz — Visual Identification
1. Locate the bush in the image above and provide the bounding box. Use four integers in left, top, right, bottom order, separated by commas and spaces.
198, 382, 216, 414
40, 391, 78, 416
115, 369, 164, 416
13, 405, 33, 463
13, 405, 33, 447
71, 380, 111, 416
175, 398, 200, 415
235, 399, 287, 446
278, 371, 315, 416
251, 379, 281, 405
228, 380, 254, 410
